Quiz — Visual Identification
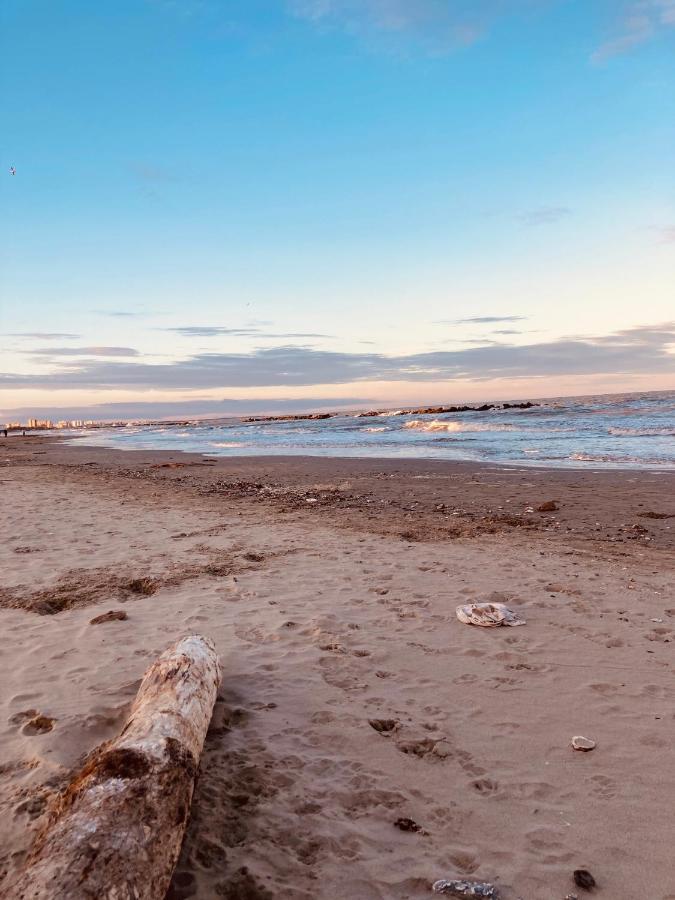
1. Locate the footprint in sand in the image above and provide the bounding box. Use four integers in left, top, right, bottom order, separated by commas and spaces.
525, 827, 575, 864
22, 714, 56, 735
486, 675, 523, 691
645, 627, 672, 642
589, 773, 618, 800
508, 780, 557, 801
471, 777, 500, 797
605, 637, 624, 648
447, 849, 480, 875
234, 625, 280, 644
14, 793, 50, 819
453, 673, 478, 685
395, 738, 439, 758
9, 707, 54, 734
588, 682, 620, 696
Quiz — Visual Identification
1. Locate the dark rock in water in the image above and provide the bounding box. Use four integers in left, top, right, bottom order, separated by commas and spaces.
90, 609, 128, 625
537, 500, 559, 512
573, 869, 596, 891
243, 412, 333, 423
394, 401, 538, 417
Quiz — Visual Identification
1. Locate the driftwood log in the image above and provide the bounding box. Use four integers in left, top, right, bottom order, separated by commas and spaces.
10, 634, 222, 900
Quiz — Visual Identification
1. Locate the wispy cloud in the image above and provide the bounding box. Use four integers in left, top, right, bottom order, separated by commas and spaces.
654, 225, 675, 243
164, 326, 333, 339
97, 310, 143, 318
286, 0, 539, 51
7, 332, 81, 339
3, 324, 672, 390
25, 347, 140, 358
594, 0, 675, 60
519, 206, 571, 226
437, 316, 528, 325
165, 327, 261, 337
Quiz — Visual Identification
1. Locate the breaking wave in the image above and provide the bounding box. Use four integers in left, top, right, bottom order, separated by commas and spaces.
403, 419, 518, 433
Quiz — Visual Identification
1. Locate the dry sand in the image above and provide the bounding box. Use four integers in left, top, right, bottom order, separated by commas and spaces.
1, 434, 674, 899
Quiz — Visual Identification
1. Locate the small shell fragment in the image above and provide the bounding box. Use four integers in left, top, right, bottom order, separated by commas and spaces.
571, 736, 596, 751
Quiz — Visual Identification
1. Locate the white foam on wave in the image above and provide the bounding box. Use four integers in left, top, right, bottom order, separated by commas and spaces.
210, 441, 250, 448
363, 426, 389, 433
403, 419, 518, 433
569, 451, 669, 465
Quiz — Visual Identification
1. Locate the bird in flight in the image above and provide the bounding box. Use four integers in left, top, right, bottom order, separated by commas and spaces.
9, 166, 15, 175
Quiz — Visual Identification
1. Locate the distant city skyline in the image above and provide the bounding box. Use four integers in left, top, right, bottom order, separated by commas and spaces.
1, 0, 674, 420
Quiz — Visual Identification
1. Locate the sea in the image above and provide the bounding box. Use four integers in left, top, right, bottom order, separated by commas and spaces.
69, 391, 675, 470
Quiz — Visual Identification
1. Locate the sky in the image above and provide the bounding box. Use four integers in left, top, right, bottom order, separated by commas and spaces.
1, 0, 674, 421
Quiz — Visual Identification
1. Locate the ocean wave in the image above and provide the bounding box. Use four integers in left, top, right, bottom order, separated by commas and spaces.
608, 427, 675, 437
363, 426, 389, 433
210, 441, 249, 448
403, 419, 518, 433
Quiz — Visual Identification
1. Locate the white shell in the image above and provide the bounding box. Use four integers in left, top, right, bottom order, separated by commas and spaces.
571, 735, 596, 751
456, 602, 525, 627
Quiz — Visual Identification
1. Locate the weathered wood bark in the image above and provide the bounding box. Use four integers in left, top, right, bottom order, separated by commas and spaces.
10, 634, 222, 900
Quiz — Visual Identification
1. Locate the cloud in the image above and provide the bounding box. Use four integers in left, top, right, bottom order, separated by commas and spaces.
286, 0, 540, 51
2, 323, 673, 390
654, 225, 675, 243
165, 327, 261, 337
164, 326, 333, 339
7, 332, 81, 339
492, 329, 523, 335
594, 0, 675, 60
438, 316, 528, 325
24, 347, 140, 358
519, 206, 571, 226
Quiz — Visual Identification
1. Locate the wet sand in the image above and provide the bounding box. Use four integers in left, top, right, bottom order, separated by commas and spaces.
1, 434, 674, 898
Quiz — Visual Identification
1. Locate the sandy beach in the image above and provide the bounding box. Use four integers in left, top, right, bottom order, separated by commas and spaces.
1, 434, 674, 899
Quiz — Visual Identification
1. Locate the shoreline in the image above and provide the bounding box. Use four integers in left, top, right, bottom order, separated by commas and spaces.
21, 435, 675, 478
4, 434, 673, 552
1, 436, 674, 897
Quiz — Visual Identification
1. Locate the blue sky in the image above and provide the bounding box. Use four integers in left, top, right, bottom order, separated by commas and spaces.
1, 0, 674, 419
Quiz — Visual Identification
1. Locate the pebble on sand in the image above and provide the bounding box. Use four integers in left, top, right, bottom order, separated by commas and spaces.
571, 736, 596, 751
573, 869, 597, 891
